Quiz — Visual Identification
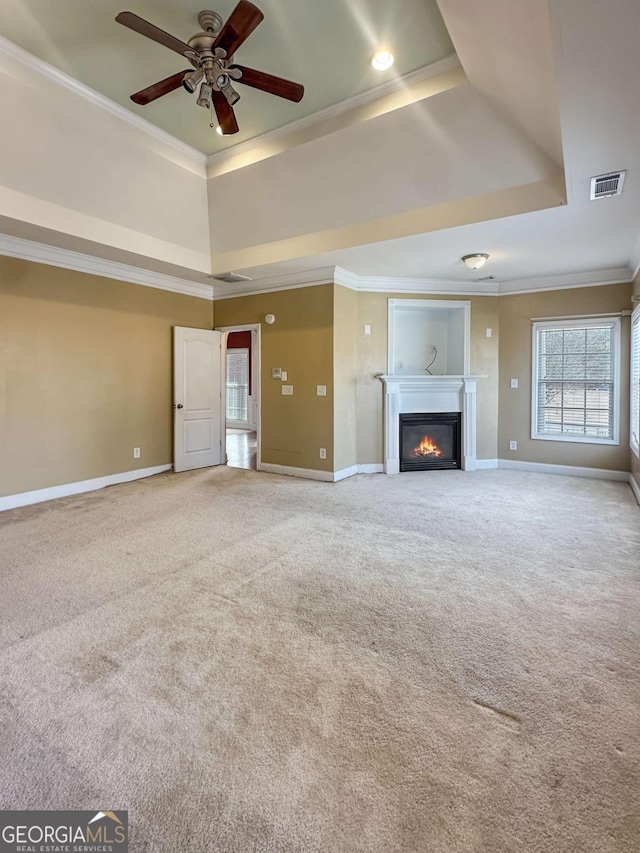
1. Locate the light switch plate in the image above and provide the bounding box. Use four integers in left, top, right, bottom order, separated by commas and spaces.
486, 328, 492, 338
282, 385, 293, 395
317, 385, 327, 396
272, 368, 282, 379
509, 440, 518, 450
510, 378, 519, 389
364, 324, 371, 335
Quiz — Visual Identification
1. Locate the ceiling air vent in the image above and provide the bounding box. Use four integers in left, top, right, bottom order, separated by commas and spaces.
473, 275, 496, 282
590, 170, 626, 200
210, 272, 253, 284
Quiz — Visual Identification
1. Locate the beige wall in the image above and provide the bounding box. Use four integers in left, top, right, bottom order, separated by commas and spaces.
333, 286, 358, 472
0, 256, 213, 497
498, 283, 632, 471
632, 273, 640, 491
214, 285, 335, 473
356, 292, 500, 465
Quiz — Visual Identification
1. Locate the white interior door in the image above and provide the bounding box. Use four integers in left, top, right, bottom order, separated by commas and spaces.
173, 327, 225, 473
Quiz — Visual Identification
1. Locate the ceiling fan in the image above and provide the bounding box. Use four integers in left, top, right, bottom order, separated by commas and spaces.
116, 1, 304, 135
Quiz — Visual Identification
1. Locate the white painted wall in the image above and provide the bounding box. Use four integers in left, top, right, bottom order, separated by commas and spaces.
0, 43, 210, 273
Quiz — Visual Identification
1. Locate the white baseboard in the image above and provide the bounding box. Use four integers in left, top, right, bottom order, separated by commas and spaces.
335, 465, 359, 482
476, 459, 498, 469
357, 463, 384, 474
629, 473, 640, 506
0, 464, 172, 512
258, 462, 383, 482
497, 458, 630, 482
258, 462, 334, 482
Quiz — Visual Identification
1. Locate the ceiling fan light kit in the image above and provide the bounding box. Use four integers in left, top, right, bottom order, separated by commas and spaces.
116, 1, 304, 136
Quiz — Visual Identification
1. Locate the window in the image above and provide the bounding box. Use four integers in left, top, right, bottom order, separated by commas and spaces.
631, 306, 640, 456
226, 348, 249, 423
531, 318, 620, 444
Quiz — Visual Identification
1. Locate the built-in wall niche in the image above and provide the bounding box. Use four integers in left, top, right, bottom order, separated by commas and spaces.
387, 298, 471, 376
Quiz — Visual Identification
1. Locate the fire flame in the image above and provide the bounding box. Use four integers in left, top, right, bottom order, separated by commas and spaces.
411, 435, 442, 458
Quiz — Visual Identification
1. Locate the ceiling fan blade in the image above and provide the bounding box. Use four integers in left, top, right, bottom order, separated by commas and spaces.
130, 70, 191, 105
212, 90, 240, 135
213, 0, 264, 58
116, 12, 194, 58
232, 65, 304, 102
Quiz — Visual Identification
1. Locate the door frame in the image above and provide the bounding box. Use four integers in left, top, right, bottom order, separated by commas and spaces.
216, 323, 262, 471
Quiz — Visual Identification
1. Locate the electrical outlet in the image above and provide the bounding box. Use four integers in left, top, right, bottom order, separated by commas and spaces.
397, 360, 404, 370
281, 385, 293, 395
486, 328, 492, 338
317, 385, 327, 396
510, 378, 519, 389
281, 371, 288, 381
319, 448, 327, 459
509, 440, 517, 451
133, 447, 141, 459
364, 324, 371, 335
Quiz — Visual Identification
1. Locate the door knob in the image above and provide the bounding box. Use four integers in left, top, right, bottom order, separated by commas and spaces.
174, 403, 184, 409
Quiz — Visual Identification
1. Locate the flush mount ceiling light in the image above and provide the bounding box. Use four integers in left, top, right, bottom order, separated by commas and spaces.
371, 49, 394, 71
461, 253, 489, 270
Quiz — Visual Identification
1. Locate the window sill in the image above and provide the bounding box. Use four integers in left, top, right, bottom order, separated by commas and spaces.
531, 433, 619, 446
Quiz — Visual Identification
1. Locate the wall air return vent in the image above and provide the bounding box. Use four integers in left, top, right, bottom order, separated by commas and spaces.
210, 272, 253, 283
590, 171, 626, 200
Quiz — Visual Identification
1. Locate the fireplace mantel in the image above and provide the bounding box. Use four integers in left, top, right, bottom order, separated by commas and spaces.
379, 374, 485, 474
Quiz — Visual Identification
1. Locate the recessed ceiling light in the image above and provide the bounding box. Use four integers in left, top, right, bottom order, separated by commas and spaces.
461, 253, 489, 270
371, 49, 394, 71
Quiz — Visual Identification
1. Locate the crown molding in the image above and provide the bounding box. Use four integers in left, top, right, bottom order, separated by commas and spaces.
0, 34, 207, 176
213, 263, 636, 300
343, 271, 500, 296
2, 233, 630, 304
0, 233, 214, 300
213, 265, 499, 299
499, 266, 633, 295
206, 54, 462, 176
212, 267, 336, 299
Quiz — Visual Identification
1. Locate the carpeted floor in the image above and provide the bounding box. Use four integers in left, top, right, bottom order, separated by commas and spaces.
0, 467, 639, 852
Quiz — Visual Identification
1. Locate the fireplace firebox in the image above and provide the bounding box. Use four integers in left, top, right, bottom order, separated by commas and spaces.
399, 413, 462, 472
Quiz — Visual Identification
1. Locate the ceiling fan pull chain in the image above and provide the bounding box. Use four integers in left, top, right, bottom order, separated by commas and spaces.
210, 102, 215, 129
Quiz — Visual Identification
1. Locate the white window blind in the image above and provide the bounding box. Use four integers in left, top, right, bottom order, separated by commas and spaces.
631, 307, 640, 455
226, 348, 249, 422
532, 318, 620, 444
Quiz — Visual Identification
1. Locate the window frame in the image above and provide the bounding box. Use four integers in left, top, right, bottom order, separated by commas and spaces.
225, 346, 250, 424
631, 305, 640, 458
530, 317, 621, 446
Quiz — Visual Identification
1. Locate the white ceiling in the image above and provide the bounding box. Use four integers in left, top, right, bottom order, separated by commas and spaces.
0, 0, 638, 292
227, 0, 640, 289
0, 0, 453, 154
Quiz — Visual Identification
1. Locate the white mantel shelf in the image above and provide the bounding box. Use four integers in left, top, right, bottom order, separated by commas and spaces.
379, 374, 486, 474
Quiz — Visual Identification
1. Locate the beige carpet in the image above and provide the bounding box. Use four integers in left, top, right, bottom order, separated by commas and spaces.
0, 467, 639, 852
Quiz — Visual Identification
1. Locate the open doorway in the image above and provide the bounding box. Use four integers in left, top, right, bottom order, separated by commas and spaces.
216, 323, 261, 471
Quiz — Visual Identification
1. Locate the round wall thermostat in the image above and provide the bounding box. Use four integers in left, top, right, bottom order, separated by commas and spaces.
264, 313, 276, 325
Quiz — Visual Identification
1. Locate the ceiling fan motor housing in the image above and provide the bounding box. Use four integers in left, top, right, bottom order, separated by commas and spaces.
197, 10, 223, 35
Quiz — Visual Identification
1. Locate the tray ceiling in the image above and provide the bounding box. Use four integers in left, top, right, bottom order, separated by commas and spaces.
0, 0, 454, 154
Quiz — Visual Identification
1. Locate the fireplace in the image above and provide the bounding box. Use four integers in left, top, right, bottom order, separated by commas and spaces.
399, 413, 462, 472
